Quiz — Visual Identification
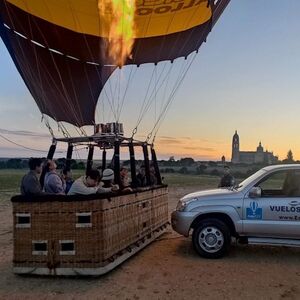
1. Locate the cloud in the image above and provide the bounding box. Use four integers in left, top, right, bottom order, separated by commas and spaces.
154, 135, 223, 160
0, 146, 32, 152
179, 136, 193, 141
158, 138, 183, 145
0, 144, 67, 158
159, 136, 178, 140
0, 146, 48, 157
0, 128, 50, 138
156, 148, 218, 161
158, 135, 217, 145
183, 146, 215, 152
159, 136, 198, 141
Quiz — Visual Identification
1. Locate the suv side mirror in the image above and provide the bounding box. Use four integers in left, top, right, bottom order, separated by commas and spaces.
249, 187, 262, 198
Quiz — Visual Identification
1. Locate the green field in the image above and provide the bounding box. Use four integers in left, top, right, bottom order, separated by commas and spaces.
0, 169, 219, 202
162, 173, 219, 188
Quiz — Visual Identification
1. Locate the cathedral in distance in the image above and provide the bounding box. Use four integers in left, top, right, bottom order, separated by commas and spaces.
231, 131, 278, 164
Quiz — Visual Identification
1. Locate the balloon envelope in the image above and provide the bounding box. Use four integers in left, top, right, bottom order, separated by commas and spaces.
0, 0, 230, 126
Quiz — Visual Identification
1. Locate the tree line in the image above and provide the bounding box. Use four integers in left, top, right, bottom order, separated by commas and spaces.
0, 150, 297, 174
0, 158, 85, 170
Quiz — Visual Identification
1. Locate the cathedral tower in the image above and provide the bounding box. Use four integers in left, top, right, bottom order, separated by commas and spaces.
231, 130, 240, 163
254, 141, 264, 163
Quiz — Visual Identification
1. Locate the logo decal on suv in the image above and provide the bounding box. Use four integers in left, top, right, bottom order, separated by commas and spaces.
246, 201, 262, 220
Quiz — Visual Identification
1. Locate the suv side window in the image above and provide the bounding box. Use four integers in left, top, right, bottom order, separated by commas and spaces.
256, 170, 300, 197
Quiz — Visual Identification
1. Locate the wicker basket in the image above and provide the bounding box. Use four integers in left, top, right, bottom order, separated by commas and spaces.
11, 186, 168, 276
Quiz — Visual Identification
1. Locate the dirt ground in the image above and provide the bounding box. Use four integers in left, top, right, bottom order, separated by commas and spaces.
0, 186, 300, 300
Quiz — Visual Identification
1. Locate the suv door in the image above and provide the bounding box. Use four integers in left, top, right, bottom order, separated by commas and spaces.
243, 169, 300, 238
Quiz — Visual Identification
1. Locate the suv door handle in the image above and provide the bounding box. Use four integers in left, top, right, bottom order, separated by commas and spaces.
288, 200, 300, 206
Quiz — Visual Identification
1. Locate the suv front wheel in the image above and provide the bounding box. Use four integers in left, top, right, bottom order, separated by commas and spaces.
192, 218, 231, 258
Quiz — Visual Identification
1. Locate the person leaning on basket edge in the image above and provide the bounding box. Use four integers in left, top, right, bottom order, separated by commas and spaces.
120, 167, 133, 192
67, 168, 119, 195
21, 157, 45, 196
100, 168, 120, 192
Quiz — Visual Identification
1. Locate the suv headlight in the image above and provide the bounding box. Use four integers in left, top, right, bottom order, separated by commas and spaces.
176, 198, 198, 211
176, 200, 187, 212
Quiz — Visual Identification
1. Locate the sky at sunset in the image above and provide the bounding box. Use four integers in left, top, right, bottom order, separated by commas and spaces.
1, 0, 300, 161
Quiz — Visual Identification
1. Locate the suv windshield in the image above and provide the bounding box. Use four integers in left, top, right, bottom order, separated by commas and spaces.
235, 169, 267, 190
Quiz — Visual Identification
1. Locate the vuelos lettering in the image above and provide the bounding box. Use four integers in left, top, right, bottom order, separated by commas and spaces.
270, 206, 300, 213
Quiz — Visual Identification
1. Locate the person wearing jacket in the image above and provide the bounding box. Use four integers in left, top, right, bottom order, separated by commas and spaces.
68, 169, 101, 195
44, 160, 65, 194
218, 165, 235, 188
21, 157, 44, 196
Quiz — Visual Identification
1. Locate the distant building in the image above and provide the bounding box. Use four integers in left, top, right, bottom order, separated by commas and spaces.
231, 131, 278, 164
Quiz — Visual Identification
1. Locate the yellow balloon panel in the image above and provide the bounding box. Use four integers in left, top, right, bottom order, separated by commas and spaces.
6, 0, 212, 38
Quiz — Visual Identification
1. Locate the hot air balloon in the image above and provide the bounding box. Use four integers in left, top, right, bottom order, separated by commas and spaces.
0, 0, 230, 126
1, 0, 230, 276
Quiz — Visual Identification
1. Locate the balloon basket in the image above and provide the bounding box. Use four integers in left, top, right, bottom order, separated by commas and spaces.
11, 186, 168, 276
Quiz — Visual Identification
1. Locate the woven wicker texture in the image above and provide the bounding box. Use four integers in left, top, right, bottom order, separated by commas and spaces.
13, 187, 168, 270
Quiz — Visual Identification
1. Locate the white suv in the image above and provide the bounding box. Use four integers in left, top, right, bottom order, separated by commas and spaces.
171, 165, 300, 258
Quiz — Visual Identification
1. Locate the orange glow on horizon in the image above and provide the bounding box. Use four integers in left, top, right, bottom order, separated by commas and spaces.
154, 136, 298, 162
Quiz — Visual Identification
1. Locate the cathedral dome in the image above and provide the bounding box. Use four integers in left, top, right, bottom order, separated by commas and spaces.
257, 141, 264, 152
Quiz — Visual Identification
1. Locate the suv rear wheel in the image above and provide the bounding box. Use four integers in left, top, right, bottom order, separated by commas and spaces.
192, 218, 231, 258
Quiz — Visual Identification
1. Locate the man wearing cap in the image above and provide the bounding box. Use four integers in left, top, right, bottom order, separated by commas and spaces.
218, 165, 235, 188
99, 168, 119, 193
